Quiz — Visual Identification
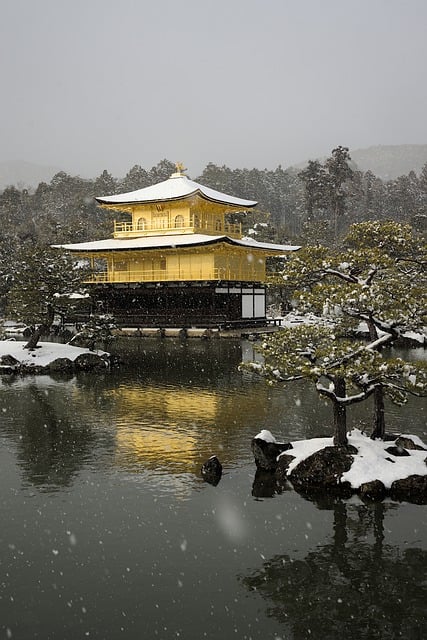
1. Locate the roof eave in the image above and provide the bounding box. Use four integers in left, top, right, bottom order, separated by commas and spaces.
95, 189, 257, 209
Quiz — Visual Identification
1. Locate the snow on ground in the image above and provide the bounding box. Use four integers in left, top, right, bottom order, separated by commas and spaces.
0, 340, 107, 367
275, 312, 336, 329
256, 428, 427, 490
342, 430, 426, 488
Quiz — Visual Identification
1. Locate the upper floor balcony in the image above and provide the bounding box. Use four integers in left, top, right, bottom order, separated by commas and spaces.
113, 219, 242, 239
84, 267, 266, 285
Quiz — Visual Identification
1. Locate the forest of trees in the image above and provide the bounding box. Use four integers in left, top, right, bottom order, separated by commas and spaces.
0, 148, 426, 314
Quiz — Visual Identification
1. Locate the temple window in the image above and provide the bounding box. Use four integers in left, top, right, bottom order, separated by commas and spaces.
174, 215, 184, 228
215, 218, 222, 231
137, 217, 147, 230
153, 211, 167, 228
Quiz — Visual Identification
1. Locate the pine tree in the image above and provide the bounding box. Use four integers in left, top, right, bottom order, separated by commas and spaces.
250, 222, 426, 444
94, 169, 117, 196
6, 244, 89, 349
148, 159, 176, 183
120, 164, 150, 192
298, 159, 328, 220
324, 146, 354, 239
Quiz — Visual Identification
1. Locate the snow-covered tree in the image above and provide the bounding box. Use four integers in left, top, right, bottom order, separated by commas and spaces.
6, 244, 90, 349
120, 164, 150, 192
298, 159, 328, 219
68, 313, 116, 350
94, 169, 117, 196
297, 147, 357, 244
324, 146, 354, 221
149, 159, 176, 184
251, 221, 426, 444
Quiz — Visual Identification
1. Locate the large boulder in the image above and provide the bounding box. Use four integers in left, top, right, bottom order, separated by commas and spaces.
74, 352, 109, 371
359, 479, 387, 501
0, 354, 20, 373
275, 453, 297, 486
289, 446, 355, 496
0, 354, 20, 366
47, 357, 74, 372
390, 475, 427, 504
251, 437, 293, 471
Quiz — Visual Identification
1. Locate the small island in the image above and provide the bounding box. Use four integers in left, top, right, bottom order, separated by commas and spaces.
252, 428, 427, 504
0, 340, 110, 374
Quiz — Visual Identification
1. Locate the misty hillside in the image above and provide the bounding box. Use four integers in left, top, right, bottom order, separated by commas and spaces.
0, 160, 61, 190
350, 144, 427, 179
293, 145, 427, 179
1, 144, 427, 190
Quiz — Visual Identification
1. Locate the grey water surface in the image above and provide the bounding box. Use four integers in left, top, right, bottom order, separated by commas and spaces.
0, 339, 426, 640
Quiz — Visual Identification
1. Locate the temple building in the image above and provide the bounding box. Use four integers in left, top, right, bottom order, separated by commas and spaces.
57, 166, 300, 328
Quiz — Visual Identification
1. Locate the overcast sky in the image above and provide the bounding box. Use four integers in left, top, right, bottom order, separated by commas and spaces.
1, 0, 426, 178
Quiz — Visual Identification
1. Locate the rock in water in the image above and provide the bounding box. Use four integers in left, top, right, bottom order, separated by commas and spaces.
201, 456, 222, 486
251, 437, 293, 471
390, 475, 427, 504
359, 480, 387, 501
289, 446, 354, 496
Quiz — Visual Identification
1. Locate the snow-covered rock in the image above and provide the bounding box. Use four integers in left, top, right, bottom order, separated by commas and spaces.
252, 431, 293, 471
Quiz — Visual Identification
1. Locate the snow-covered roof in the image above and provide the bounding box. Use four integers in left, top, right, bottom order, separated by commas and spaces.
54, 234, 300, 254
96, 172, 258, 208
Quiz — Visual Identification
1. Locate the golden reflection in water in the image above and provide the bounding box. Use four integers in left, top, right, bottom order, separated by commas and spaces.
108, 385, 220, 474
113, 386, 217, 420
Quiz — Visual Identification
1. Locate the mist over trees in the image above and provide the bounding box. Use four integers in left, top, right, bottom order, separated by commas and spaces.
0, 150, 426, 315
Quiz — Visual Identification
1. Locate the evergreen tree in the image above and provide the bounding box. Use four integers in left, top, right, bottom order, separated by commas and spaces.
415, 162, 427, 233
249, 222, 426, 443
6, 244, 89, 349
324, 146, 354, 238
149, 159, 176, 183
120, 164, 150, 192
94, 169, 117, 196
298, 159, 328, 219
297, 147, 356, 243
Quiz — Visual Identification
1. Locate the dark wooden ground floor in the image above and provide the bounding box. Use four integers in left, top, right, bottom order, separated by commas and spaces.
87, 280, 267, 328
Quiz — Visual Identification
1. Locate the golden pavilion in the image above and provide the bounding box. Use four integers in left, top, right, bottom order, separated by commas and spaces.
58, 165, 299, 327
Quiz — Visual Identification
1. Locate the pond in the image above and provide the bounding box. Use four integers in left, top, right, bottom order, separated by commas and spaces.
0, 339, 426, 639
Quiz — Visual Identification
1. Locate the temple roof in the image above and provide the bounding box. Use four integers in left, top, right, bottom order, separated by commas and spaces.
95, 172, 258, 208
55, 234, 300, 254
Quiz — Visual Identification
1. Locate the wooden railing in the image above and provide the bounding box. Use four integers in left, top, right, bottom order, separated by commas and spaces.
85, 267, 265, 284
113, 220, 242, 238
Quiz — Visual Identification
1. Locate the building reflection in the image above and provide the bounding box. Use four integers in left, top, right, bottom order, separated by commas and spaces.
96, 379, 272, 474
111, 386, 218, 473
0, 338, 280, 486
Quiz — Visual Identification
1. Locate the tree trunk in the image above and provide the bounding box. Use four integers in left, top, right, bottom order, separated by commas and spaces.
366, 317, 387, 440
371, 386, 386, 440
24, 305, 55, 349
24, 323, 50, 349
332, 376, 348, 446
